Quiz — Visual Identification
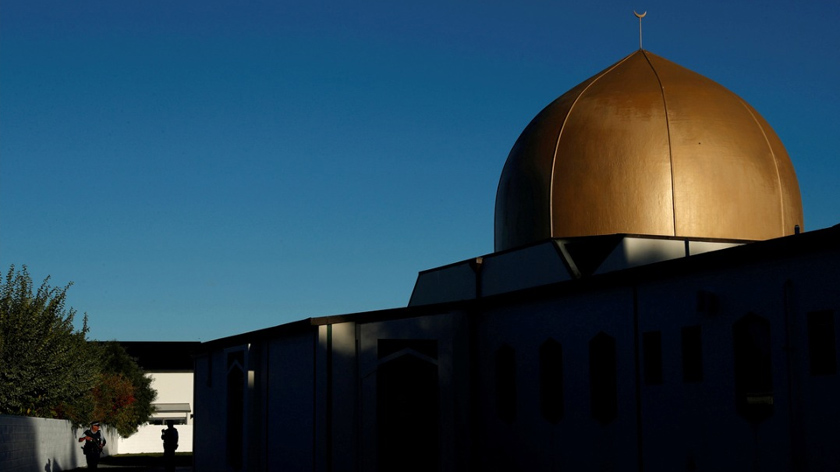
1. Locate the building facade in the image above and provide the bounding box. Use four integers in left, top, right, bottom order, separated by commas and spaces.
192, 49, 838, 471
118, 342, 199, 454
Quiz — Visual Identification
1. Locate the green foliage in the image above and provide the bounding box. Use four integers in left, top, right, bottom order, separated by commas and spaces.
0, 265, 157, 437
0, 265, 99, 418
92, 342, 157, 437
92, 372, 137, 435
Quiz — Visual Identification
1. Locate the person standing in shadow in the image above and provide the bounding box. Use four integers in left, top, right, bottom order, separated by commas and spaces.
161, 420, 179, 472
78, 422, 106, 469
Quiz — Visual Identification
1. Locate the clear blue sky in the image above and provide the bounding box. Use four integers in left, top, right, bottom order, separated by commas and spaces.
2, 1, 838, 341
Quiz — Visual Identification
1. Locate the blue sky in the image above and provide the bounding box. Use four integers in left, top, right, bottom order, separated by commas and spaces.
2, 1, 838, 341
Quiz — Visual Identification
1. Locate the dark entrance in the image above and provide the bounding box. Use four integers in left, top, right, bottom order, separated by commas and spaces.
377, 341, 440, 472
226, 351, 245, 471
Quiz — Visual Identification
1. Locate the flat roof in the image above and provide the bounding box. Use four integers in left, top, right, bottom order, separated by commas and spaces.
119, 341, 202, 371
197, 224, 840, 351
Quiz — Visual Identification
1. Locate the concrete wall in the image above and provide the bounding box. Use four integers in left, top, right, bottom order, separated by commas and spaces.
149, 372, 194, 424
192, 235, 840, 472
0, 415, 119, 472
476, 286, 639, 471
193, 347, 247, 472
118, 371, 195, 454
634, 247, 840, 471
263, 332, 316, 472
118, 424, 193, 454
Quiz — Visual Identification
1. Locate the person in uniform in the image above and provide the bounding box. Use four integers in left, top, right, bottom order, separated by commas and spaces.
78, 421, 106, 469
161, 420, 180, 472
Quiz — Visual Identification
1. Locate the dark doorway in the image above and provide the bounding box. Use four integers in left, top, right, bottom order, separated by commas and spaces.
226, 352, 245, 471
377, 349, 440, 472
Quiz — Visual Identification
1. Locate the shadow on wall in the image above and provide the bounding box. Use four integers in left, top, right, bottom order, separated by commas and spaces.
46, 422, 84, 471
60, 424, 84, 471
0, 415, 42, 472
0, 415, 101, 472
47, 420, 82, 472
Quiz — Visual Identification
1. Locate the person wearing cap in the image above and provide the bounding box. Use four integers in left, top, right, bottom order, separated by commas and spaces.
78, 422, 106, 469
161, 420, 180, 472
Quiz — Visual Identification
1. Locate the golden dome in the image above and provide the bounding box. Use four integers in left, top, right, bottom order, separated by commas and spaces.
494, 50, 803, 252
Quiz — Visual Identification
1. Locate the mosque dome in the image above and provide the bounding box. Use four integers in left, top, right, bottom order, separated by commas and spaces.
494, 50, 803, 252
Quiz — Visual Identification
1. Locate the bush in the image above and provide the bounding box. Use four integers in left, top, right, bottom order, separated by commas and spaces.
0, 265, 98, 419
0, 265, 156, 436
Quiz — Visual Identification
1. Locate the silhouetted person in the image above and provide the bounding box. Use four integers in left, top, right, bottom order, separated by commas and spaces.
161, 420, 179, 472
78, 422, 106, 469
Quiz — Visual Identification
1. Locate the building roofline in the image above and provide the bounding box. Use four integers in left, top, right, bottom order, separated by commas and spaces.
197, 224, 839, 351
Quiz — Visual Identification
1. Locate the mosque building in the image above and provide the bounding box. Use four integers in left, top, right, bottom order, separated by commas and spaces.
192, 48, 840, 471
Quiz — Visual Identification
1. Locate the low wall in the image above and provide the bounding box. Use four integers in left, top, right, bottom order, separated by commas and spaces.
118, 424, 193, 454
0, 415, 119, 472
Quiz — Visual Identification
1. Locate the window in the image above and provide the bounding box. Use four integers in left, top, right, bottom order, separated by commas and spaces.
642, 331, 663, 385
733, 314, 773, 423
539, 339, 564, 423
589, 332, 617, 424
682, 326, 703, 382
495, 345, 516, 424
149, 419, 187, 426
808, 311, 837, 376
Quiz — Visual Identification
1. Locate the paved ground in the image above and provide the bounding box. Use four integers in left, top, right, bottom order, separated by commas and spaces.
68, 465, 192, 470
68, 454, 193, 471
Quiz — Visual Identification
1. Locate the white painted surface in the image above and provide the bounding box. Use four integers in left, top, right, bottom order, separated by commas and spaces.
0, 415, 119, 472
118, 424, 193, 454
149, 372, 194, 424
117, 372, 194, 454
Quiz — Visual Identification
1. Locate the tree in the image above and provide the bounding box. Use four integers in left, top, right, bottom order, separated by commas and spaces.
0, 265, 99, 418
0, 266, 157, 437
91, 342, 157, 437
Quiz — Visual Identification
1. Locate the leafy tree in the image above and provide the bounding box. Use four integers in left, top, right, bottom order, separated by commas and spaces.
0, 265, 99, 418
0, 266, 157, 437
92, 342, 157, 437
92, 372, 138, 435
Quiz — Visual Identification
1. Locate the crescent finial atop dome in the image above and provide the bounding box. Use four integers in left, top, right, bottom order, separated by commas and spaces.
634, 11, 647, 49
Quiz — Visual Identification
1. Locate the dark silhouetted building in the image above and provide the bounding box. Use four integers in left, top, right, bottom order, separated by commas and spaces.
192, 50, 839, 471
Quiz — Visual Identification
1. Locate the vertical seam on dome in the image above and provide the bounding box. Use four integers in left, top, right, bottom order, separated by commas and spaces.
737, 99, 786, 235
641, 50, 677, 237
549, 51, 638, 236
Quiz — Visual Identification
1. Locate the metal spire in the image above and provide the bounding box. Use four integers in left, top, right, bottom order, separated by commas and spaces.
634, 11, 647, 49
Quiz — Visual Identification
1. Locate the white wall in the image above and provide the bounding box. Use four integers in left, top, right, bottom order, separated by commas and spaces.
118, 424, 193, 454
151, 372, 194, 402
0, 415, 119, 472
149, 372, 194, 424
117, 371, 195, 454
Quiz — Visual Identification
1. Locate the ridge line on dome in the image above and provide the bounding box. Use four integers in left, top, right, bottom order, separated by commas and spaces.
641, 51, 677, 237
548, 50, 640, 237
736, 98, 787, 235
